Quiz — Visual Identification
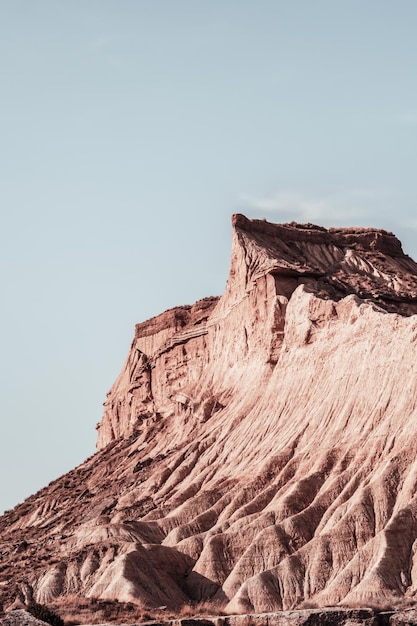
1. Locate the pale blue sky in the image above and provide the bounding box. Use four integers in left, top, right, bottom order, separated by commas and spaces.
1, 1, 417, 513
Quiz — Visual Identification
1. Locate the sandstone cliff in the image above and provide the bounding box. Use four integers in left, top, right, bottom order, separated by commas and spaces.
3, 214, 417, 617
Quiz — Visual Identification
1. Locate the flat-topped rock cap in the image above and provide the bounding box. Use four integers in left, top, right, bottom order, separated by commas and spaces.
231, 213, 403, 255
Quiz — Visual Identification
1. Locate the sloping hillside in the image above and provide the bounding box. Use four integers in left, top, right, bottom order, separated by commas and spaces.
2, 215, 417, 617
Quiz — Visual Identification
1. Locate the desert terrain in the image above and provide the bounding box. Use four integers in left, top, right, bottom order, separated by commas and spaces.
2, 215, 417, 624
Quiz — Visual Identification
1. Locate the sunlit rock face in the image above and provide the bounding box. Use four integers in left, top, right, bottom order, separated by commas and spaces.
3, 214, 417, 615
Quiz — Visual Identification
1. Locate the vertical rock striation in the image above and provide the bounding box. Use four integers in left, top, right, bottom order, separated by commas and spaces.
3, 214, 417, 615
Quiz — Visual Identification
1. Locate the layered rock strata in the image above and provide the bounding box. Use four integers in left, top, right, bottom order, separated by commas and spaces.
2, 215, 417, 616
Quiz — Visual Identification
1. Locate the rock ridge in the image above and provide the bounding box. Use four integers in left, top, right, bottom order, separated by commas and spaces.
232, 213, 403, 255
2, 215, 417, 618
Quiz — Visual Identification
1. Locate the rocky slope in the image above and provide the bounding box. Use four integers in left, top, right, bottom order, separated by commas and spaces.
0, 607, 412, 626
3, 214, 417, 617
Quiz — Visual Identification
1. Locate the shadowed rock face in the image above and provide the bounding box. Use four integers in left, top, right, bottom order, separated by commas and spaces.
3, 214, 417, 615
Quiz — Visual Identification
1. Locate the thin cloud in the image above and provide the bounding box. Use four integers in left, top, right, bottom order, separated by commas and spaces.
240, 191, 363, 226
88, 35, 118, 51
87, 36, 123, 71
348, 188, 383, 200
402, 217, 417, 230
239, 190, 417, 243
393, 111, 417, 126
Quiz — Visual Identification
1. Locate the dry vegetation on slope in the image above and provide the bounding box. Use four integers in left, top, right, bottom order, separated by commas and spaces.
3, 215, 417, 619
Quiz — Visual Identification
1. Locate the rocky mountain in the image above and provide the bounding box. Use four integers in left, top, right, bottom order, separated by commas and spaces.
3, 214, 417, 619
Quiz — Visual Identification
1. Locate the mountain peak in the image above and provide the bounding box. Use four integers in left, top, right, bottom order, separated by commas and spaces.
229, 214, 417, 313
2, 215, 417, 619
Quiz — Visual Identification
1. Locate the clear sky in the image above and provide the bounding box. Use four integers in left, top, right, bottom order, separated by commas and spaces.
1, 0, 417, 514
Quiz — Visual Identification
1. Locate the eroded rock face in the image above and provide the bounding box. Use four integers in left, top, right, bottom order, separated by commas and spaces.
3, 215, 417, 615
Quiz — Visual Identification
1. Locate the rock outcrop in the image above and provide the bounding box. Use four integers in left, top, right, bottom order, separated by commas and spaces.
0, 607, 409, 626
3, 214, 417, 617
1, 610, 52, 626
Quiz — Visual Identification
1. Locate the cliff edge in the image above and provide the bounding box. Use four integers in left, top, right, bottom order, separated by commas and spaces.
2, 214, 417, 618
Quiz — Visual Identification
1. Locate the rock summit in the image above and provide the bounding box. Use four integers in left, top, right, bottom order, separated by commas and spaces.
3, 215, 417, 617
